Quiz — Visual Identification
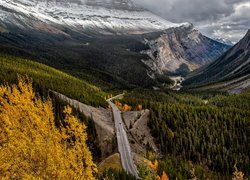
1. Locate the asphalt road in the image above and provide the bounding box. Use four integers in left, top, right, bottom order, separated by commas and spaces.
107, 96, 139, 179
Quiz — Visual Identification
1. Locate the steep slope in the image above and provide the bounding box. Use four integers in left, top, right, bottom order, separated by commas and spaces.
184, 29, 250, 93
214, 37, 234, 46
141, 25, 230, 75
0, 54, 106, 106
0, 0, 229, 88
0, 29, 164, 88
0, 53, 119, 164
0, 0, 186, 35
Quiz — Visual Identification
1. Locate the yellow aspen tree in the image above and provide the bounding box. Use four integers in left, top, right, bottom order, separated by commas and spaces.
0, 76, 97, 179
123, 104, 127, 111
161, 171, 169, 180
232, 165, 244, 180
156, 175, 161, 180
136, 104, 143, 111
123, 104, 131, 111
148, 160, 158, 170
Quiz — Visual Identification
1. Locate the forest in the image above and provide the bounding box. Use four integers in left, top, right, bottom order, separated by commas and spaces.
0, 54, 107, 107
120, 89, 250, 179
0, 76, 97, 179
0, 54, 249, 179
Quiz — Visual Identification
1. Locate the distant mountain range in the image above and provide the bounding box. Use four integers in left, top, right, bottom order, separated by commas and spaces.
214, 37, 235, 46
184, 29, 250, 93
0, 0, 230, 88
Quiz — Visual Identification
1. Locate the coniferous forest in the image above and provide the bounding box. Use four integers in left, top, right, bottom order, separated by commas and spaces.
0, 0, 249, 179
0, 53, 249, 179
120, 89, 250, 179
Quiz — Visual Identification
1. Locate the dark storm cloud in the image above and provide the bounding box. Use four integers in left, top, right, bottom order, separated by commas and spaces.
133, 0, 250, 42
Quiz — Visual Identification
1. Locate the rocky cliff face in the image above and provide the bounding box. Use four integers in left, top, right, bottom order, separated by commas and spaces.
141, 25, 230, 75
214, 37, 234, 46
184, 29, 250, 93
51, 91, 116, 158
0, 0, 231, 86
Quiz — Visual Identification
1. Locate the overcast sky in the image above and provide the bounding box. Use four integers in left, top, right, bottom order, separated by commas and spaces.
133, 0, 250, 43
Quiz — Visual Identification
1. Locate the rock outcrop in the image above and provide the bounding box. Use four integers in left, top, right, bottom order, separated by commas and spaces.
142, 25, 230, 75
184, 29, 250, 93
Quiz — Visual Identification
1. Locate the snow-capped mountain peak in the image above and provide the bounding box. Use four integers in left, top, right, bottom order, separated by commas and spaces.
0, 0, 189, 34
214, 37, 235, 46
12, 0, 141, 10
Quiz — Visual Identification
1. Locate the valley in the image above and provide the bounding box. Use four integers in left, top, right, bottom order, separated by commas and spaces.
0, 38, 249, 180
0, 0, 249, 179
0, 0, 230, 89
184, 29, 250, 93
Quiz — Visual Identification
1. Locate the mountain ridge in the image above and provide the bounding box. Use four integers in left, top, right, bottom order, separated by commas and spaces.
0, 0, 189, 35
0, 0, 230, 88
142, 25, 230, 75
12, 0, 142, 10
214, 37, 234, 46
183, 29, 250, 93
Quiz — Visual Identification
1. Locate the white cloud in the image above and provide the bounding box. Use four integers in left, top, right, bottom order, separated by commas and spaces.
132, 0, 250, 42
199, 1, 250, 42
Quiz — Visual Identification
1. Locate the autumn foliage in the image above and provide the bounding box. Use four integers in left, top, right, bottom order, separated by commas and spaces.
232, 165, 244, 180
0, 76, 97, 179
115, 101, 132, 111
156, 171, 169, 180
104, 94, 113, 100
148, 160, 159, 170
136, 104, 143, 111
140, 159, 169, 180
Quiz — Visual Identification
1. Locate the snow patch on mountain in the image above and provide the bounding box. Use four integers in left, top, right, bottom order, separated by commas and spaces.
0, 0, 189, 34
214, 37, 234, 46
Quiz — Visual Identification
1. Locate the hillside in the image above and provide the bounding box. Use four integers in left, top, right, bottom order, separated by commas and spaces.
142, 25, 230, 75
119, 88, 250, 179
0, 0, 229, 88
0, 0, 186, 34
184, 29, 250, 93
0, 1, 249, 179
0, 54, 106, 106
0, 77, 97, 179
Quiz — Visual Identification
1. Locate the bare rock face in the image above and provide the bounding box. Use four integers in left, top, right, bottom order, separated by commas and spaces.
51, 91, 116, 158
51, 91, 159, 159
184, 29, 250, 93
123, 110, 159, 154
0, 0, 230, 84
142, 25, 230, 75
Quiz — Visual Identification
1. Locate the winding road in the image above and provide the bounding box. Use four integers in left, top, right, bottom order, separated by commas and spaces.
107, 95, 139, 179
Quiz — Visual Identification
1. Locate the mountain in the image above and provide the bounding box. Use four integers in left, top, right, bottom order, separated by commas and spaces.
184, 29, 250, 93
141, 25, 230, 75
0, 2, 249, 179
0, 0, 186, 35
0, 0, 229, 88
214, 37, 234, 46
